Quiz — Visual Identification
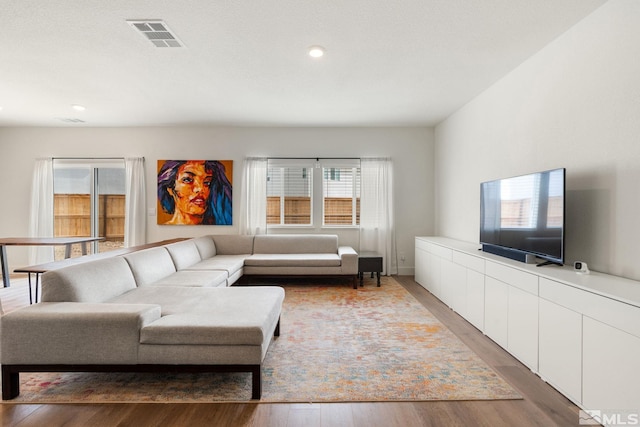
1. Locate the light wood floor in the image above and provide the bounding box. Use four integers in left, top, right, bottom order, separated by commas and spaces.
0, 275, 584, 427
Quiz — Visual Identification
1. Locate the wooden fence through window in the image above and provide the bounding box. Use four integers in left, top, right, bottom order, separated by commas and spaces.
56, 194, 359, 236
54, 194, 125, 240
267, 196, 359, 225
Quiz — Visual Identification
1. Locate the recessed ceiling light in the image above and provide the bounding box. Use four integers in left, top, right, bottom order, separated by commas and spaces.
71, 104, 85, 111
308, 45, 325, 58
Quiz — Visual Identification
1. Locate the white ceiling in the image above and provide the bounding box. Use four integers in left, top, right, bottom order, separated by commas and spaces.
0, 0, 607, 127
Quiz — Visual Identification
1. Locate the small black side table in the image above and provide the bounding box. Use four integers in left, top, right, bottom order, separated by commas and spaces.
358, 252, 383, 287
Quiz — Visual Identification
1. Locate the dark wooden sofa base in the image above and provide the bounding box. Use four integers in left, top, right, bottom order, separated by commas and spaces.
2, 363, 262, 401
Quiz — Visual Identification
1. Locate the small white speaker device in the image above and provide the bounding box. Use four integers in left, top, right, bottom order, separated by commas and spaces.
574, 261, 590, 274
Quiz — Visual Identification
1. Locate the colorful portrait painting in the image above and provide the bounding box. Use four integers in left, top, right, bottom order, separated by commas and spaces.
157, 160, 233, 225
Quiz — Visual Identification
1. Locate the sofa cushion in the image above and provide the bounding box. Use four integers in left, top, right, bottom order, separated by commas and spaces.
108, 286, 203, 314
41, 257, 137, 303
105, 286, 284, 346
211, 235, 254, 255
244, 253, 341, 267
124, 247, 177, 286
185, 254, 247, 274
138, 286, 284, 346
142, 315, 264, 346
193, 236, 216, 259
253, 234, 338, 254
147, 270, 228, 287
165, 239, 202, 270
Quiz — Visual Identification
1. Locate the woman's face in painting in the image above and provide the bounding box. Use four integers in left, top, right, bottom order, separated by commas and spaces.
169, 161, 212, 218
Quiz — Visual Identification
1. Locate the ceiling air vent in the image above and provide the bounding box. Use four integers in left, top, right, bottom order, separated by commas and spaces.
58, 118, 86, 123
127, 20, 184, 48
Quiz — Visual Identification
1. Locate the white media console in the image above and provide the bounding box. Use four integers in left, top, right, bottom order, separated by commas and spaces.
415, 236, 640, 419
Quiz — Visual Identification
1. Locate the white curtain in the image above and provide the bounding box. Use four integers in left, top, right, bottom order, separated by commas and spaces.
28, 157, 54, 264
124, 157, 146, 247
359, 157, 397, 275
239, 157, 268, 235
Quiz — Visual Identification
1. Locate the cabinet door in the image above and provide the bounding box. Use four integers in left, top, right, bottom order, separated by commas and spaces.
484, 277, 508, 349
507, 286, 538, 371
439, 258, 454, 307
442, 260, 466, 313
538, 298, 582, 404
583, 316, 640, 411
427, 253, 442, 299
415, 245, 428, 288
465, 269, 485, 330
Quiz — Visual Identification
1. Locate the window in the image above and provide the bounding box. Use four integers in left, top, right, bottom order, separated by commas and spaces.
323, 165, 360, 226
53, 159, 125, 257
266, 158, 360, 228
267, 161, 313, 225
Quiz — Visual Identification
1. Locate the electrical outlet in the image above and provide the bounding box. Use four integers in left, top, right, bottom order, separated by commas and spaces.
400, 252, 406, 263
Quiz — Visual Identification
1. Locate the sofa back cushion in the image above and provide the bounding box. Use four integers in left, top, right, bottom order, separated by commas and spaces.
41, 257, 137, 302
253, 234, 338, 254
124, 247, 177, 286
165, 239, 202, 270
193, 236, 217, 259
211, 235, 254, 255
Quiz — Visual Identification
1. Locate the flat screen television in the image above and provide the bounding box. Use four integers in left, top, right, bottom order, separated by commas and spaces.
480, 168, 565, 266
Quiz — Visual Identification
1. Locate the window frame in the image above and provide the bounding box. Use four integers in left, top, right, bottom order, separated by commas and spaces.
266, 158, 360, 230
52, 158, 125, 254
320, 159, 361, 228
266, 159, 315, 227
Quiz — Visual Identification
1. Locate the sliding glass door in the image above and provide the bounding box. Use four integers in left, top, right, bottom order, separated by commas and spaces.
53, 159, 125, 258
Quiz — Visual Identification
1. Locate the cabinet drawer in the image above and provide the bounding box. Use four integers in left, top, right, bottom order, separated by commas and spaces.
485, 261, 538, 295
452, 251, 485, 273
540, 277, 640, 339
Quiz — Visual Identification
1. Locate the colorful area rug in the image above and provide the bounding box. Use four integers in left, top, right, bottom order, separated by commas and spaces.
7, 277, 521, 403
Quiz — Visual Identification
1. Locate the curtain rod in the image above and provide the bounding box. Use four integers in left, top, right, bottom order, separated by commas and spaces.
52, 157, 145, 161
53, 157, 126, 160
267, 157, 360, 160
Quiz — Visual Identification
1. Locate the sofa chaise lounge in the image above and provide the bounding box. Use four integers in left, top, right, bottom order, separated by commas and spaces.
0, 234, 358, 400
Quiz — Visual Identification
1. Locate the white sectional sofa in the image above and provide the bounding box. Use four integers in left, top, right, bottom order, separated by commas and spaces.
0, 234, 358, 400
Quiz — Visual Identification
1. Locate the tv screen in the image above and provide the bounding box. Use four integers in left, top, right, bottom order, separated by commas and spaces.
480, 168, 565, 266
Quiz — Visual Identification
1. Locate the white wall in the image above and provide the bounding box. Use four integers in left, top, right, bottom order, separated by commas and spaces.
0, 126, 433, 275
434, 0, 640, 280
